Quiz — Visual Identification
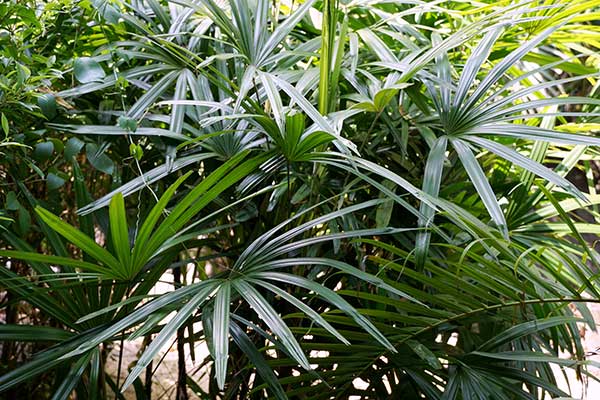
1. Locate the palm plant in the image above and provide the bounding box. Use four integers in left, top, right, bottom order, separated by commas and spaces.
2, 0, 600, 399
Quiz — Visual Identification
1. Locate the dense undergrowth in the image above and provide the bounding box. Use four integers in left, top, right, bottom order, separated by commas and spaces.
2, 0, 600, 398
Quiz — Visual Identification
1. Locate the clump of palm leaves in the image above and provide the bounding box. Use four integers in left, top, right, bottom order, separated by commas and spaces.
2, 0, 600, 399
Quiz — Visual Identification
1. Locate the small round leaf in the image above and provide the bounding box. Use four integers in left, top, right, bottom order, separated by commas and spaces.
34, 141, 54, 161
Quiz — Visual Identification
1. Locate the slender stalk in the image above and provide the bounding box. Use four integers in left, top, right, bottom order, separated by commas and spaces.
312, 0, 339, 205
318, 0, 338, 115
173, 266, 189, 400
328, 12, 347, 113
